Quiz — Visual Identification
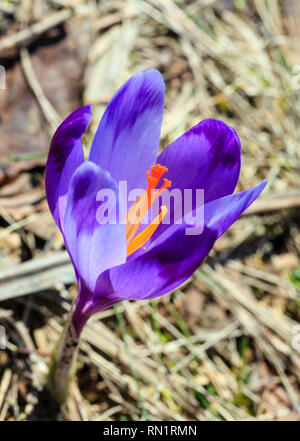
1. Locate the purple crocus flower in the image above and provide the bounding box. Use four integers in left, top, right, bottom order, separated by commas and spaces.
46, 69, 266, 338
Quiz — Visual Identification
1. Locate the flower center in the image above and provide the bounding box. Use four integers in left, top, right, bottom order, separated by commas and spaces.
126, 164, 171, 256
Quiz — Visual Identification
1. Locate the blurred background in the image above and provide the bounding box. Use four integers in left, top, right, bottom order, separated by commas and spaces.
0, 0, 300, 421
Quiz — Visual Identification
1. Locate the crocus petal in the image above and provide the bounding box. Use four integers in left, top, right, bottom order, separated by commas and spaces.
89, 69, 165, 195
71, 225, 217, 338
155, 119, 241, 234
63, 161, 127, 292
45, 105, 92, 231
94, 181, 266, 302
72, 278, 122, 338
96, 225, 217, 302
205, 180, 267, 239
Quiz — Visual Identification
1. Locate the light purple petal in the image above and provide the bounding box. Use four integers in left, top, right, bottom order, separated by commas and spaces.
45, 105, 92, 231
89, 69, 165, 194
71, 223, 215, 337
63, 161, 127, 292
71, 181, 266, 336
105, 225, 217, 301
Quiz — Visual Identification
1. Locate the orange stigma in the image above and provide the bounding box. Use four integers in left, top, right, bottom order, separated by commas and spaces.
126, 164, 171, 256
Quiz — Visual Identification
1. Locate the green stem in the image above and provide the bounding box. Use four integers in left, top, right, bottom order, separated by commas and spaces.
47, 313, 79, 404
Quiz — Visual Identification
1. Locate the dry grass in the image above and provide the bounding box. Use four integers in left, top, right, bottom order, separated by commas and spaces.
0, 0, 299, 420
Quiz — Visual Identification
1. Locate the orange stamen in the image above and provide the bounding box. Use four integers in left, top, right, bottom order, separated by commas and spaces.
126, 164, 171, 255
127, 206, 168, 257
146, 164, 168, 205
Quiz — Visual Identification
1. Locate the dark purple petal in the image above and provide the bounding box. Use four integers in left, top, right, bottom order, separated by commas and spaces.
71, 278, 120, 338
63, 161, 127, 293
158, 119, 241, 200
205, 180, 267, 239
94, 181, 266, 302
154, 119, 241, 235
71, 180, 266, 336
45, 105, 92, 231
89, 69, 165, 195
